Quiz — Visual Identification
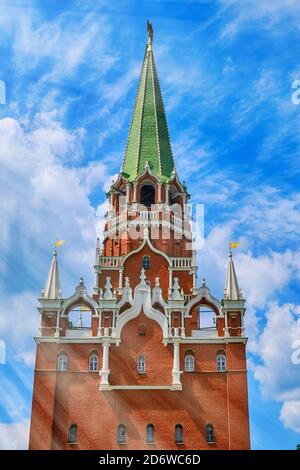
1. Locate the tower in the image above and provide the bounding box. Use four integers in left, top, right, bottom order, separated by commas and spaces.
29, 23, 250, 450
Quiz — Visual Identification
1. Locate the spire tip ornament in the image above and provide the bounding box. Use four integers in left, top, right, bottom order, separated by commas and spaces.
147, 20, 153, 49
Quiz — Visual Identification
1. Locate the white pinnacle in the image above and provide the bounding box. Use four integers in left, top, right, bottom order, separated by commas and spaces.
43, 250, 61, 299
224, 251, 241, 301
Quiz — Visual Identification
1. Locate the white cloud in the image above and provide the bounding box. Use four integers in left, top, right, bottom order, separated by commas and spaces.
255, 302, 300, 401
7, 8, 113, 81
254, 302, 300, 433
280, 401, 300, 434
197, 209, 300, 351
220, 0, 300, 39
0, 291, 37, 367
0, 419, 29, 450
0, 115, 109, 364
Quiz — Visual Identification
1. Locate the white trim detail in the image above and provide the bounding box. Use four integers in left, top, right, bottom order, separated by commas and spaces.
115, 269, 168, 341
61, 278, 99, 315
120, 235, 172, 269
104, 385, 180, 391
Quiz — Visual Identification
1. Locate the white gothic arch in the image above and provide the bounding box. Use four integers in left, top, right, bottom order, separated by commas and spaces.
185, 283, 223, 317
120, 235, 172, 269
115, 279, 168, 342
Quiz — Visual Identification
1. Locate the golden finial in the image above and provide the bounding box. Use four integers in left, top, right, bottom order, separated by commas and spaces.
147, 20, 153, 49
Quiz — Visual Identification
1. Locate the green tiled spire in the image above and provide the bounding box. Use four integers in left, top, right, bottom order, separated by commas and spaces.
121, 22, 175, 182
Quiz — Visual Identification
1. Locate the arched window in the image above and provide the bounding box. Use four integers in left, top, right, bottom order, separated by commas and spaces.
216, 352, 226, 372
117, 424, 126, 444
146, 424, 155, 444
89, 352, 98, 372
140, 185, 155, 207
175, 424, 183, 444
198, 305, 217, 330
68, 424, 77, 444
68, 305, 92, 331
206, 424, 215, 443
142, 256, 150, 270
137, 355, 146, 374
57, 353, 68, 371
184, 352, 195, 372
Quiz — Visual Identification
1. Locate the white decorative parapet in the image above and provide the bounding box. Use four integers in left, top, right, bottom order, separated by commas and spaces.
171, 257, 192, 269
65, 328, 92, 338
191, 329, 218, 338
97, 327, 115, 338
99, 257, 120, 268
169, 327, 185, 338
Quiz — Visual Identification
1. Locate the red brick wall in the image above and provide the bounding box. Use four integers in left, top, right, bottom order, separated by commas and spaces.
29, 330, 250, 450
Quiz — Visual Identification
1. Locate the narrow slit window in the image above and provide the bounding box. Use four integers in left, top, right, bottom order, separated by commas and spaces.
68, 424, 77, 444
146, 424, 155, 443
137, 355, 146, 374
117, 424, 126, 444
206, 424, 215, 443
142, 256, 150, 270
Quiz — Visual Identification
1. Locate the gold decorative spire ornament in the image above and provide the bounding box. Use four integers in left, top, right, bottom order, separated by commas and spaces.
147, 20, 153, 49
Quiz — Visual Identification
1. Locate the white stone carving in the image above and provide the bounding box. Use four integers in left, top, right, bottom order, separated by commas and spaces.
152, 277, 168, 311
117, 277, 133, 312
103, 277, 113, 300
115, 268, 168, 341
171, 277, 183, 300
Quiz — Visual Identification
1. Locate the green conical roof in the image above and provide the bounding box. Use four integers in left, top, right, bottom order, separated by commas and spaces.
121, 24, 175, 183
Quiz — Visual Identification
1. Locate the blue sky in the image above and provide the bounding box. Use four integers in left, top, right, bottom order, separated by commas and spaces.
0, 0, 300, 449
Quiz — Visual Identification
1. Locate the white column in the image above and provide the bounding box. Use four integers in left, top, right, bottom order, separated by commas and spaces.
168, 267, 173, 299
99, 340, 111, 390
165, 184, 170, 205
126, 183, 130, 205
133, 182, 138, 203
240, 311, 245, 336
112, 311, 116, 335
157, 183, 162, 204
181, 311, 185, 337
172, 339, 182, 390
224, 311, 229, 337
55, 310, 60, 337
97, 310, 102, 337
118, 267, 124, 294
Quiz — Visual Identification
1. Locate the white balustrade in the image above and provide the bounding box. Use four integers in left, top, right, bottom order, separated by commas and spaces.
99, 257, 120, 268
171, 257, 192, 268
